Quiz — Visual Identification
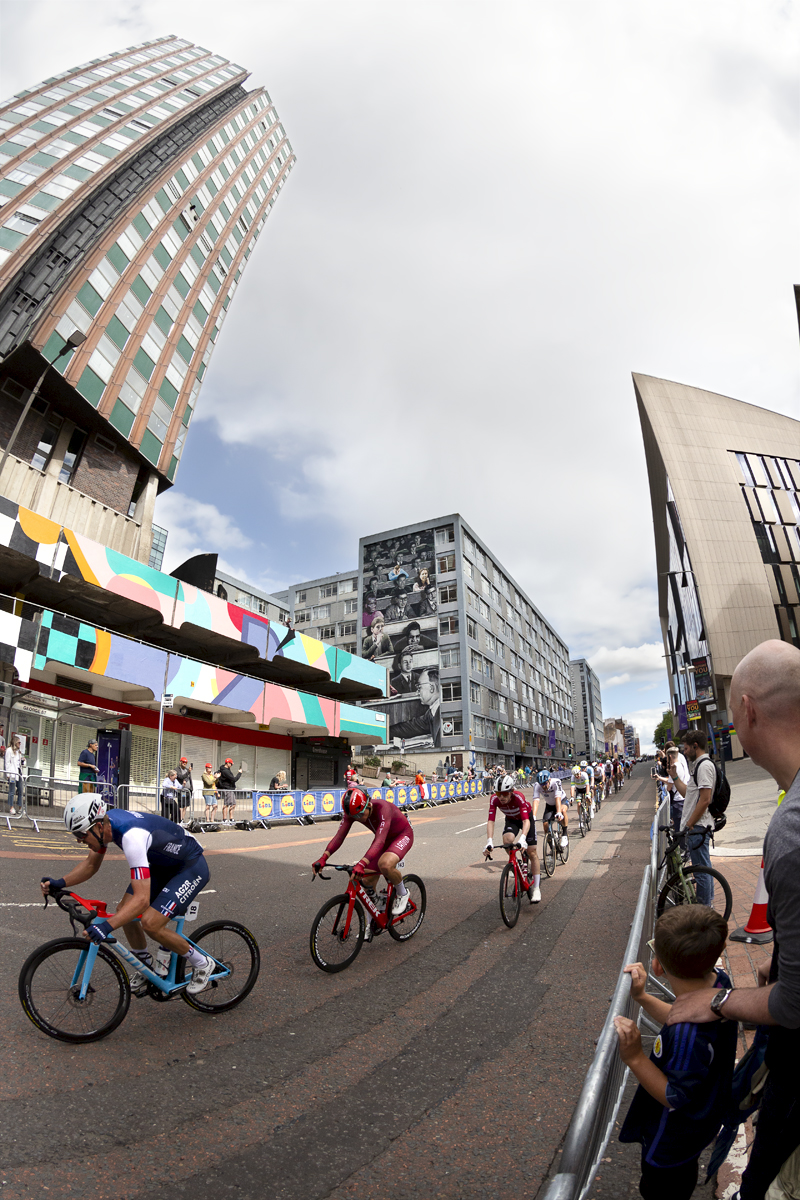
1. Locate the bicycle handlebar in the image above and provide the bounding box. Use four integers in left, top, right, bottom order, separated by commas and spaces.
44, 886, 97, 928
313, 863, 355, 881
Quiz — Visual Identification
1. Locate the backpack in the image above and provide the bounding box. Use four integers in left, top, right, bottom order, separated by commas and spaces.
691, 757, 731, 831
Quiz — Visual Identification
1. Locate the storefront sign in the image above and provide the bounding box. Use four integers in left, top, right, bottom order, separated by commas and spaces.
685, 699, 701, 721
691, 657, 714, 703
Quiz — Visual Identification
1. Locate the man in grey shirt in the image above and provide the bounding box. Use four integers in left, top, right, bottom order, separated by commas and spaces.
668, 640, 800, 1199
668, 728, 716, 905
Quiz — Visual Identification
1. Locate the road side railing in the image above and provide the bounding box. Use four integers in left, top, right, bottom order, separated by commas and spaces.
542, 792, 671, 1200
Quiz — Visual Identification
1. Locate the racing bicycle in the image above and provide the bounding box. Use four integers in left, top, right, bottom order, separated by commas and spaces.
484, 841, 537, 928
655, 825, 732, 921
576, 792, 592, 837
541, 811, 569, 876
18, 887, 260, 1042
310, 864, 426, 972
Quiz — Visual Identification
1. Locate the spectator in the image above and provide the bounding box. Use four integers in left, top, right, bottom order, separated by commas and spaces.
669, 639, 800, 1200
667, 730, 716, 906
664, 746, 688, 832
77, 739, 99, 793
175, 756, 193, 823
344, 764, 358, 787
5, 733, 24, 815
269, 769, 287, 791
217, 758, 242, 824
160, 769, 180, 822
202, 763, 220, 822
381, 771, 395, 788
615, 905, 736, 1200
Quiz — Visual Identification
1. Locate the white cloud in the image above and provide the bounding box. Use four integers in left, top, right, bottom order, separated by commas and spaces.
605, 674, 631, 688
621, 705, 672, 754
589, 643, 666, 684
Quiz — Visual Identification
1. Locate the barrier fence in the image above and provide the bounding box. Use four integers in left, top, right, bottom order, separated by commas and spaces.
252, 778, 483, 823
542, 793, 672, 1200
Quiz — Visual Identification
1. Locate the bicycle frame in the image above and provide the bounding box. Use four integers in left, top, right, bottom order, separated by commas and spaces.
502, 843, 532, 892
61, 893, 231, 1000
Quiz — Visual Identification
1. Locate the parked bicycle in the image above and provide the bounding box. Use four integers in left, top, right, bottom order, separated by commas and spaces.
541, 811, 569, 876
655, 825, 732, 921
310, 863, 426, 972
18, 886, 260, 1042
485, 841, 537, 928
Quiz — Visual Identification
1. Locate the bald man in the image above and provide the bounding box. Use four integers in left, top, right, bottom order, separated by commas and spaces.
668, 640, 800, 1200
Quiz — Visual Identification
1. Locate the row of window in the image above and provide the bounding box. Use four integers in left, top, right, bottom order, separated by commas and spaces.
304, 579, 356, 601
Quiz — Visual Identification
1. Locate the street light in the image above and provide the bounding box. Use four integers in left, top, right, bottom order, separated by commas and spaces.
0, 330, 87, 481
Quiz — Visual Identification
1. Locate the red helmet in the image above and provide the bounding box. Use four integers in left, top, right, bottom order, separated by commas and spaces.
180, 757, 188, 764
342, 786, 371, 818
224, 758, 233, 765
205, 763, 213, 770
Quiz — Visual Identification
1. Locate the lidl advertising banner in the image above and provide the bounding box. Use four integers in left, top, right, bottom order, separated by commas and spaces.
251, 779, 479, 820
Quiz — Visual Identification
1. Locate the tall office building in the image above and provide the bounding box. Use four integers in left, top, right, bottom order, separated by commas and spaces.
569, 658, 603, 760
0, 35, 294, 562
636, 372, 800, 755
358, 515, 574, 774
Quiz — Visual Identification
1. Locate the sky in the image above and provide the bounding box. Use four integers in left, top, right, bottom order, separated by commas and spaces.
2, 0, 797, 750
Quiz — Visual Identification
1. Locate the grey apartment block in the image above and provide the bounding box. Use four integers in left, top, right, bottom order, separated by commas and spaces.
358, 514, 574, 771
570, 658, 603, 760
286, 571, 359, 652
213, 569, 289, 623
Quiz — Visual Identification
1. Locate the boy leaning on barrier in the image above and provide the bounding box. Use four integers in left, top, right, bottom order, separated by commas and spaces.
614, 906, 737, 1200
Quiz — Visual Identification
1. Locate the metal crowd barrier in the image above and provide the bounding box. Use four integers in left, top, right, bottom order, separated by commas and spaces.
542, 793, 671, 1200
251, 778, 482, 826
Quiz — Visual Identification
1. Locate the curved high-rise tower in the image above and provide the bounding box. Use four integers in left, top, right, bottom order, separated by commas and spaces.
0, 35, 294, 560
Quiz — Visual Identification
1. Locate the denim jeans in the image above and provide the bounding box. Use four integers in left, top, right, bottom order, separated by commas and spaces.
7, 777, 23, 810
686, 827, 713, 906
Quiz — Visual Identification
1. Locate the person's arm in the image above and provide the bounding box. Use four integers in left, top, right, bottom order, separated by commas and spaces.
314, 815, 353, 868
614, 1018, 669, 1106
668, 762, 687, 798
104, 878, 151, 930
668, 979, 777, 1026
41, 848, 104, 892
683, 760, 715, 827
624, 962, 673, 1025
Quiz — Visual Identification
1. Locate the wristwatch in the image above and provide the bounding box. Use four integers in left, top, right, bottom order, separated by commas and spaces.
709, 987, 735, 1020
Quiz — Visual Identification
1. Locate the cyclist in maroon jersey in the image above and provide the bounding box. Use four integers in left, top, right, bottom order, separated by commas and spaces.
483, 773, 541, 903
312, 787, 414, 915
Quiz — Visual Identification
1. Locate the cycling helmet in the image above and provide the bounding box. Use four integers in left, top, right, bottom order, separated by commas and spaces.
494, 773, 515, 792
537, 770, 551, 786
342, 786, 372, 818
580, 760, 587, 769
64, 794, 107, 835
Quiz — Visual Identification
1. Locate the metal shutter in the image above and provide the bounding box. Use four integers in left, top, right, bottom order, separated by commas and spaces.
181, 735, 218, 796
307, 756, 335, 788
130, 726, 181, 787
217, 740, 255, 791
255, 745, 290, 789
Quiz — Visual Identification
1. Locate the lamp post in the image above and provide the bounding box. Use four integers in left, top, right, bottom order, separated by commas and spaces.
0, 330, 87, 483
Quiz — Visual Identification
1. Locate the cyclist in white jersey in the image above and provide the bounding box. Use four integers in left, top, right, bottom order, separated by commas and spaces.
533, 770, 568, 848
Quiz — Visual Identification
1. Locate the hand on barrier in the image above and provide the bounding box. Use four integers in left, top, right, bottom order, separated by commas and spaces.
623, 961, 647, 1002
614, 1016, 643, 1065
40, 876, 66, 895
84, 918, 114, 944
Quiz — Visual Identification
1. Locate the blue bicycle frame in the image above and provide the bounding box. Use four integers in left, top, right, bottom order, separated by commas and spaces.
69, 914, 230, 1001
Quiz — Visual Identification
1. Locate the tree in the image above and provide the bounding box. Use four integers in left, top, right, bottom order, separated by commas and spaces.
653, 710, 673, 748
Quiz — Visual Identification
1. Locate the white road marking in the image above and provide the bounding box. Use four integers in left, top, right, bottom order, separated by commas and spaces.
456, 822, 487, 834
0, 902, 55, 907
199, 889, 217, 894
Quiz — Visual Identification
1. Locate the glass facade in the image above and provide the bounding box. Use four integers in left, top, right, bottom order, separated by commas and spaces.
664, 478, 711, 713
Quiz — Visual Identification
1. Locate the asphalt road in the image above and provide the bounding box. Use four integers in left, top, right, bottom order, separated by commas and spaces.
0, 767, 653, 1200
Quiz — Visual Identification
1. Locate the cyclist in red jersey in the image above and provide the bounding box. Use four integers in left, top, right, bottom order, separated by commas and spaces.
483, 773, 541, 903
312, 787, 414, 915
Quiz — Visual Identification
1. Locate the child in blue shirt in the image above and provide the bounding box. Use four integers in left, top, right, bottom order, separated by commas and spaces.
615, 905, 737, 1200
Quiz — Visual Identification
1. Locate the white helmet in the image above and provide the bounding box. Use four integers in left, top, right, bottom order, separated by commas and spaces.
494, 773, 515, 792
580, 760, 588, 768
64, 794, 107, 835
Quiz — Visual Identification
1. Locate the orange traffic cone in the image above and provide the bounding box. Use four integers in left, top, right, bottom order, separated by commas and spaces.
730, 858, 773, 944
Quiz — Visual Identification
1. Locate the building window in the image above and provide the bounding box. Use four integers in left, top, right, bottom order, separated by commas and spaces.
258, 599, 267, 614
442, 714, 463, 737
437, 552, 456, 574
339, 621, 356, 637
338, 578, 355, 593
463, 557, 474, 580
470, 650, 483, 675
343, 599, 358, 614
479, 598, 490, 621
499, 696, 508, 715
440, 645, 460, 668
485, 632, 496, 654
439, 583, 457, 604
342, 642, 357, 654
467, 617, 477, 640
149, 524, 168, 571
488, 690, 499, 711
58, 427, 87, 485
297, 591, 307, 603
295, 610, 311, 624
319, 584, 336, 598
467, 589, 478, 612
470, 680, 481, 704
442, 680, 462, 702
440, 615, 459, 635
435, 525, 455, 546
320, 624, 336, 640
30, 414, 63, 472
312, 604, 331, 620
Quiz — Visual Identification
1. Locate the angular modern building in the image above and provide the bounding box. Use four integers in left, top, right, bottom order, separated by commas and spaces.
357, 514, 575, 774
0, 35, 294, 563
569, 657, 603, 760
635, 372, 800, 756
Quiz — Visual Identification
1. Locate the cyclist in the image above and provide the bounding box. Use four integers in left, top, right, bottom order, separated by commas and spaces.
483, 773, 541, 903
312, 786, 414, 916
39, 794, 214, 995
603, 758, 613, 798
533, 768, 569, 850
613, 758, 624, 792
571, 761, 591, 820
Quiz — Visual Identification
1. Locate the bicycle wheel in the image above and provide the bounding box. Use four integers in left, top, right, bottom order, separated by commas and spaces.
578, 805, 586, 837
387, 874, 427, 941
656, 866, 733, 922
586, 803, 593, 831
179, 921, 260, 1013
558, 831, 570, 864
310, 894, 365, 972
499, 863, 521, 928
18, 937, 130, 1043
542, 831, 556, 876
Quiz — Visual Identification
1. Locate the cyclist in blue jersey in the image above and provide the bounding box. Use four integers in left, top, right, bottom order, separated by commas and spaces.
39, 794, 214, 995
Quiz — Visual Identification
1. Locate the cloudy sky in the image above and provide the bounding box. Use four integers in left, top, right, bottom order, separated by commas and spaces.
2, 1, 797, 748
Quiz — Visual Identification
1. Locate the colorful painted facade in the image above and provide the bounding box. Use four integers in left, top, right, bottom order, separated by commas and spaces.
0, 605, 387, 744
0, 497, 386, 695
